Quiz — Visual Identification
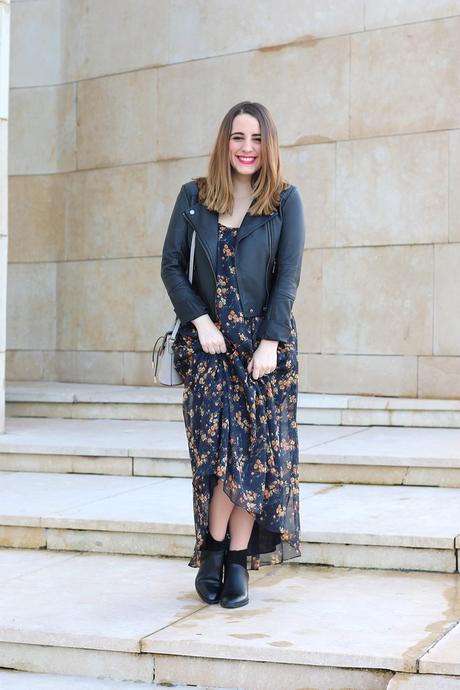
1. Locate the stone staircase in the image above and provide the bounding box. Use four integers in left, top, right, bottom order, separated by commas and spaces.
1, 381, 460, 689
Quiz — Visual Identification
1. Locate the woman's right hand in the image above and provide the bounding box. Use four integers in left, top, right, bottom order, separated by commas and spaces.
191, 314, 227, 354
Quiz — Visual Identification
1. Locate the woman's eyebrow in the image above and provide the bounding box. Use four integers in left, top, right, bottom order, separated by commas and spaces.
230, 131, 261, 136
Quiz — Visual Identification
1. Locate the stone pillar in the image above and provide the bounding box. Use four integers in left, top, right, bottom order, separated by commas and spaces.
0, 0, 10, 433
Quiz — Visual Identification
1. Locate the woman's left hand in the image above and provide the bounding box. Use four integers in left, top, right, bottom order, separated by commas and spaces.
247, 339, 279, 379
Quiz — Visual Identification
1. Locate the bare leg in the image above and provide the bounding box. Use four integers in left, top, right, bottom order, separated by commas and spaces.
228, 504, 256, 550
208, 478, 235, 540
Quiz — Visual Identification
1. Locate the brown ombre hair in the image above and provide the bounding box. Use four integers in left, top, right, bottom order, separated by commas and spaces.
192, 101, 290, 216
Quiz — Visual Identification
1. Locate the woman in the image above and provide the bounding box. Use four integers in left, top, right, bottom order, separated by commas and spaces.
161, 101, 305, 609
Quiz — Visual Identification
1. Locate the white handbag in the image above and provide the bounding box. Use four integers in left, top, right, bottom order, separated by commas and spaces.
152, 230, 197, 385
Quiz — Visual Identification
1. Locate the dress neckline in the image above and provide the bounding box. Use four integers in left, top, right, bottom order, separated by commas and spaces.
218, 222, 239, 230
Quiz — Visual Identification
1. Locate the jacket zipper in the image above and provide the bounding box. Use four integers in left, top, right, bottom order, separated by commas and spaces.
182, 211, 217, 285
265, 225, 272, 303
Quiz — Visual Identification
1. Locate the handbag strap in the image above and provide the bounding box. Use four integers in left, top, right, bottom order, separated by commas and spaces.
170, 230, 196, 339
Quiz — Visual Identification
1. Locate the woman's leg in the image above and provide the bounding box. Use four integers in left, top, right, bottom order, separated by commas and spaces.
208, 478, 235, 540
228, 504, 255, 549
208, 478, 256, 548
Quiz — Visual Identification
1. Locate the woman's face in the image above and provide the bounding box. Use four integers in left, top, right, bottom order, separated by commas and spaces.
228, 113, 262, 179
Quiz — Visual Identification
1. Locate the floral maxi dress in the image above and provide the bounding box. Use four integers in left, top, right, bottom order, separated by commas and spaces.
172, 222, 301, 570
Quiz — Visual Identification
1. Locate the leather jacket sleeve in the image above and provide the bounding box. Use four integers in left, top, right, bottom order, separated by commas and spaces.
160, 184, 210, 324
257, 185, 306, 343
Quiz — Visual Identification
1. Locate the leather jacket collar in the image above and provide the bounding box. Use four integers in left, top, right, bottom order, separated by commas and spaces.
181, 181, 281, 265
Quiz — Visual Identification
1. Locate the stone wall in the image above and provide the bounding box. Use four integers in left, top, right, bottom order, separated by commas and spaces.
0, 0, 9, 433
6, 0, 460, 398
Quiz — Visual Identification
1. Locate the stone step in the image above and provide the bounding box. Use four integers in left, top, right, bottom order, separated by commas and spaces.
1, 548, 460, 689
0, 669, 225, 690
6, 380, 460, 428
1, 416, 460, 487
1, 471, 460, 572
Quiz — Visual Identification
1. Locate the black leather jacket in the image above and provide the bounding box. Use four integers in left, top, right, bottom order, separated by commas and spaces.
161, 180, 305, 342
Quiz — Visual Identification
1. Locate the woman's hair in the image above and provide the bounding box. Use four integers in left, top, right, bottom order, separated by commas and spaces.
192, 101, 290, 216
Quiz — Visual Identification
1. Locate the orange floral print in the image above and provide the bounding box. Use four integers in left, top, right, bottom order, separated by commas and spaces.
172, 222, 301, 570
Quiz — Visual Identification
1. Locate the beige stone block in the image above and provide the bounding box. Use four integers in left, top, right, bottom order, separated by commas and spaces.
5, 399, 181, 421
9, 83, 76, 174
62, 402, 163, 421
66, 0, 169, 82
296, 405, 343, 425
58, 257, 167, 351
365, 0, 460, 30
66, 157, 207, 262
389, 673, 460, 689
0, 548, 78, 583
390, 410, 460, 428
298, 424, 460, 473
169, 0, 363, 63
5, 379, 184, 405
350, 17, 460, 138
0, 234, 7, 351
341, 409, 460, 428
133, 457, 191, 478
293, 249, 322, 354
419, 356, 460, 399
0, 2, 10, 119
47, 528, 194, 558
419, 621, 460, 675
282, 142, 335, 248
0, 551, 203, 653
449, 130, 460, 242
145, 564, 460, 671
0, 416, 188, 460
77, 69, 158, 169
157, 52, 249, 160
56, 256, 171, 352
5, 349, 57, 381
434, 244, 460, 355
54, 350, 124, 385
9, 174, 65, 262
149, 156, 208, 242
123, 351, 156, 387
65, 165, 150, 261
322, 245, 433, 355
0, 351, 4, 433
10, 0, 61, 87
404, 467, 460, 489
0, 670, 171, 690
336, 132, 449, 246
305, 353, 417, 395
0, 524, 46, 548
298, 463, 408, 485
340, 410, 391, 425
155, 653, 389, 690
0, 120, 7, 239
248, 35, 349, 147
296, 542, 455, 573
0, 642, 154, 682
7, 262, 56, 350
0, 471, 161, 526
0, 5, 5, 79
0, 452, 132, 475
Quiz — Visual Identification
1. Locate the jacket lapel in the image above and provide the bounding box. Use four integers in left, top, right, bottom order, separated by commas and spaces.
185, 197, 278, 269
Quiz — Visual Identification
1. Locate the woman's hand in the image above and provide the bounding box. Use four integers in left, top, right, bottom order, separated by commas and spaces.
192, 314, 227, 354
247, 339, 279, 379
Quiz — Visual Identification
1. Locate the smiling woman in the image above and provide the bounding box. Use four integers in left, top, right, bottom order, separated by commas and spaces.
161, 100, 306, 609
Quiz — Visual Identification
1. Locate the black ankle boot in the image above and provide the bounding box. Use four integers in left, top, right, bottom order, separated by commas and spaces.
194, 531, 229, 605
220, 548, 249, 608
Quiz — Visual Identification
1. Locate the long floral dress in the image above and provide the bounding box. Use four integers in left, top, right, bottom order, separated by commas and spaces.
172, 222, 301, 570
